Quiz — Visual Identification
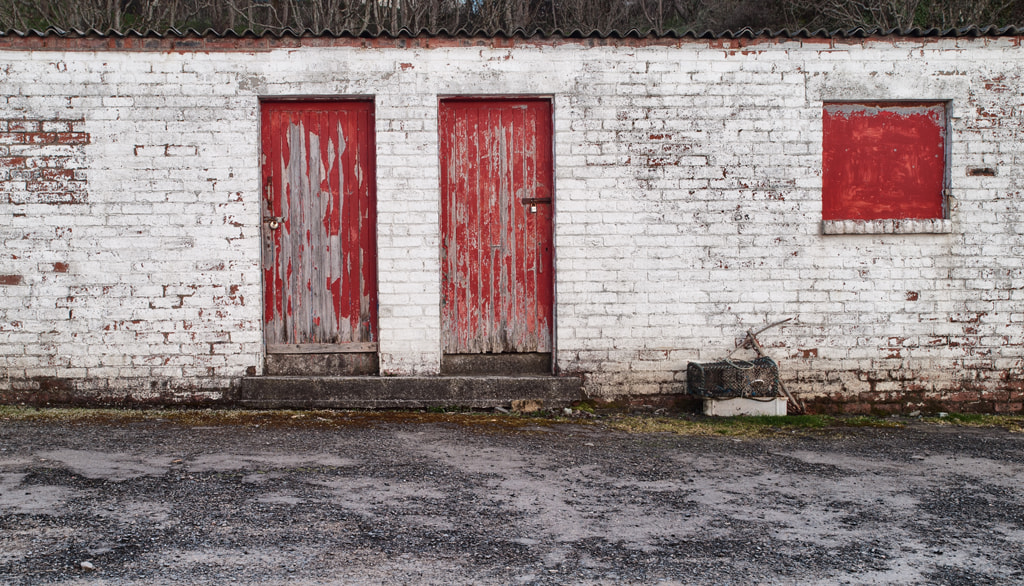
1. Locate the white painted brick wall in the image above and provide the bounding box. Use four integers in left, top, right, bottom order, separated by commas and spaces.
0, 35, 1023, 409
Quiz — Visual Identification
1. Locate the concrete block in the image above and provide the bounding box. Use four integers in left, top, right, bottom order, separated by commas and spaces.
703, 397, 788, 417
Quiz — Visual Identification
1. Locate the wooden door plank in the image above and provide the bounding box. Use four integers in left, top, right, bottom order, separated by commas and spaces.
459, 106, 478, 352
483, 104, 500, 352
499, 104, 517, 351
534, 104, 554, 352
520, 104, 537, 350
439, 105, 455, 352
344, 110, 359, 341
510, 104, 527, 350
356, 106, 378, 343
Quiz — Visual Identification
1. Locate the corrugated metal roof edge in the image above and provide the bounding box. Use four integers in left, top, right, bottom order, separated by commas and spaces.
0, 25, 1021, 40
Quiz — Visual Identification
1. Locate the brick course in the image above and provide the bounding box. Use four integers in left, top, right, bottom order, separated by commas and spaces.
0, 35, 1023, 411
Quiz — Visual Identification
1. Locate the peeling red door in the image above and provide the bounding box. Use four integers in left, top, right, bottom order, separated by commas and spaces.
261, 101, 377, 353
440, 99, 554, 355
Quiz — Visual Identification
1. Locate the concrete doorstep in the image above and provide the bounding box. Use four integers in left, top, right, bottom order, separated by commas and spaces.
237, 375, 584, 410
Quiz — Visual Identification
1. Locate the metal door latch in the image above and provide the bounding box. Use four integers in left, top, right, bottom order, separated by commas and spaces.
265, 216, 285, 230
521, 197, 551, 214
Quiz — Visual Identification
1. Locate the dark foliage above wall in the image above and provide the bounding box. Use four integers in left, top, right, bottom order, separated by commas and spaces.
1, 0, 1021, 35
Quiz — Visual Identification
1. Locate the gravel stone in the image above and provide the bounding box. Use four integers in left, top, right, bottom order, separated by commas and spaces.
0, 417, 1022, 584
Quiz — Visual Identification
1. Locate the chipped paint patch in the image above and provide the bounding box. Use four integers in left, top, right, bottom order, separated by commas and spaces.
0, 117, 89, 205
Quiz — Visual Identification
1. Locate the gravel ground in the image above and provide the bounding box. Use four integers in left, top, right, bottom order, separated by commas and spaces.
1, 412, 1023, 585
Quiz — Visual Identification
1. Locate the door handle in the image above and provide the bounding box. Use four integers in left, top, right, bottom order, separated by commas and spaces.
264, 216, 285, 230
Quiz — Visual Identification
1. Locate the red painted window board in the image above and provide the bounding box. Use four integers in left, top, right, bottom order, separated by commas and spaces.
822, 102, 946, 221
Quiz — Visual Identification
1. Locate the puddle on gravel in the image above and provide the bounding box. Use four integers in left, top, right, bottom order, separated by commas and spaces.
36, 450, 173, 481
187, 453, 356, 472
0, 472, 77, 514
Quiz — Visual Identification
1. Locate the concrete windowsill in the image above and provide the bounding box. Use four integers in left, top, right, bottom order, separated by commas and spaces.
821, 218, 953, 235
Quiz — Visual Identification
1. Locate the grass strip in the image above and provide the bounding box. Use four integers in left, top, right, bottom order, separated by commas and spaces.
1, 406, 1021, 435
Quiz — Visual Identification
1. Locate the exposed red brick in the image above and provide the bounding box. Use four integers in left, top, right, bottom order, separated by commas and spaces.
55, 132, 90, 145
842, 402, 872, 415
0, 118, 89, 204
945, 391, 981, 402
0, 274, 24, 285
799, 387, 1024, 415
52, 262, 69, 273
983, 75, 1010, 92
0, 33, 985, 54
35, 168, 77, 180
968, 167, 996, 176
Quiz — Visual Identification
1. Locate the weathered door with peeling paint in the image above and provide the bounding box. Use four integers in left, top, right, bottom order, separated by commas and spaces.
261, 101, 377, 374
439, 99, 554, 368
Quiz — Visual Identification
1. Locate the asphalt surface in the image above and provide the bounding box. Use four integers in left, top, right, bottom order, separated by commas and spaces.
1, 412, 1023, 585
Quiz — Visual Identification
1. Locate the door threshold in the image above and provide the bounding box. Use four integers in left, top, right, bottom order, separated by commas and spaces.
265, 352, 379, 376
441, 353, 551, 376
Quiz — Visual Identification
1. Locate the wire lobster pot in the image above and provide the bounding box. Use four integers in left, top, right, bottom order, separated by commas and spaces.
686, 357, 781, 398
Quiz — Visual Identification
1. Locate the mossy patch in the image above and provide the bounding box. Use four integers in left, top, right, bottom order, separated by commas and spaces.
2, 405, 1020, 435
919, 412, 1024, 432
600, 414, 833, 437
0, 406, 563, 432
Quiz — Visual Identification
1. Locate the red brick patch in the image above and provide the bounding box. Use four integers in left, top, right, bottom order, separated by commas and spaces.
0, 118, 89, 205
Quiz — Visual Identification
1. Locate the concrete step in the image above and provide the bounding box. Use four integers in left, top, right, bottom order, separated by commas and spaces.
237, 375, 584, 410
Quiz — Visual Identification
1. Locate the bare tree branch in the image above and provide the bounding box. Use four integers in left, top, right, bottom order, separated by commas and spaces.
0, 0, 1018, 34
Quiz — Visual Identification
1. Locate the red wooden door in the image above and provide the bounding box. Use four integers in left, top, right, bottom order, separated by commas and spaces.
440, 99, 554, 355
261, 101, 377, 354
